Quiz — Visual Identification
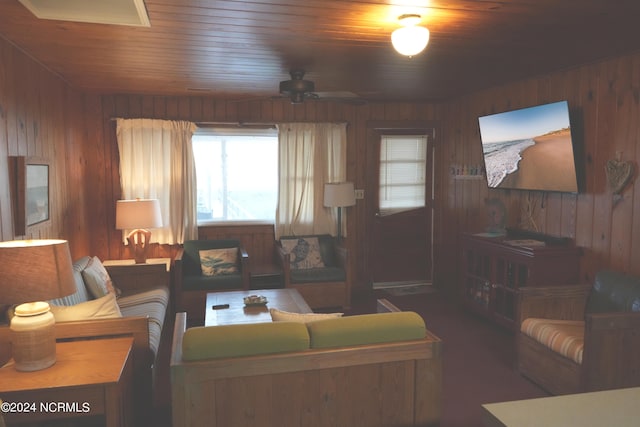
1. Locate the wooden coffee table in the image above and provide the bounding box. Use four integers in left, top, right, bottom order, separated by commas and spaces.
204, 288, 312, 326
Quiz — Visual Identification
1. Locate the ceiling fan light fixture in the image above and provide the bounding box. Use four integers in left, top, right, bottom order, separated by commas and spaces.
391, 14, 430, 57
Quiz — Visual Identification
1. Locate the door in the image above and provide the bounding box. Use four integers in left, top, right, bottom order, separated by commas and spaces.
367, 127, 434, 285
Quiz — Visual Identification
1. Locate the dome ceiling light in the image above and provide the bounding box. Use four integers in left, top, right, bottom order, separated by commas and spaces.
391, 14, 430, 57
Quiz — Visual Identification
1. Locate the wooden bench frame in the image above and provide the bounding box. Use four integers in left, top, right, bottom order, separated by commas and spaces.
170, 311, 442, 427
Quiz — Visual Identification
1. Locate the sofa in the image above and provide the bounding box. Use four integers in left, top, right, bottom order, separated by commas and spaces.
517, 270, 640, 395
275, 234, 351, 309
1, 255, 170, 420
170, 309, 442, 427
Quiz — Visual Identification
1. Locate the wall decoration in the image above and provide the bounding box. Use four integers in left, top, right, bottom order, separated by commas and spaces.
485, 197, 506, 234
8, 156, 50, 236
605, 158, 635, 194
25, 162, 49, 226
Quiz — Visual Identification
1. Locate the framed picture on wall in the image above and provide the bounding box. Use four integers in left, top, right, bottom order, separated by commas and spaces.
9, 156, 50, 235
26, 162, 49, 226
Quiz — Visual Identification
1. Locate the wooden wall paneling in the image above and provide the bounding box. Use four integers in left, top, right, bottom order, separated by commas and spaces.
608, 57, 636, 272
575, 61, 599, 282
0, 36, 86, 248
61, 92, 89, 258
200, 97, 215, 121
441, 51, 640, 286
141, 96, 155, 118
630, 54, 640, 273
81, 94, 110, 260
166, 97, 179, 120
590, 60, 618, 270
154, 96, 168, 118
351, 105, 369, 288
0, 40, 12, 240
189, 97, 203, 122
102, 95, 122, 260
197, 224, 276, 267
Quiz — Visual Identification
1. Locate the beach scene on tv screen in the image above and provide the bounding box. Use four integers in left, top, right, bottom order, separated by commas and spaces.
479, 101, 578, 193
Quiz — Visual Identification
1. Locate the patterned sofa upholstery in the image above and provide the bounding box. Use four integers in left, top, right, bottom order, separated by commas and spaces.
517, 270, 640, 395
48, 255, 169, 361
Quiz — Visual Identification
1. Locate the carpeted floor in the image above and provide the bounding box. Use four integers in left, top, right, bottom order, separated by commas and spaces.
367, 290, 549, 427
151, 289, 549, 427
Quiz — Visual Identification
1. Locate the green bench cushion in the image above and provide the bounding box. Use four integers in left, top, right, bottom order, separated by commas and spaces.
182, 321, 310, 361
307, 311, 426, 349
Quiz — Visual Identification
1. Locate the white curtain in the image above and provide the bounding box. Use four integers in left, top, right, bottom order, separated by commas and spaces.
116, 118, 198, 244
275, 122, 347, 238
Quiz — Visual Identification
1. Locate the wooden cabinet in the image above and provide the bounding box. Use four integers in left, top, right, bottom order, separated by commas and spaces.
460, 233, 581, 330
0, 337, 134, 427
103, 258, 171, 291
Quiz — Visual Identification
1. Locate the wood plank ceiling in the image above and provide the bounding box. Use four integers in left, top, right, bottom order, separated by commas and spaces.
1, 0, 640, 102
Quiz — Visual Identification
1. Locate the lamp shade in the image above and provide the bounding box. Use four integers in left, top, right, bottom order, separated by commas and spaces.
115, 199, 162, 230
324, 182, 356, 207
0, 239, 76, 305
391, 14, 430, 57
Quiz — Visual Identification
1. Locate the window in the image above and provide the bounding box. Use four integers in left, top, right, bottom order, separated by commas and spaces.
379, 135, 427, 213
192, 128, 278, 223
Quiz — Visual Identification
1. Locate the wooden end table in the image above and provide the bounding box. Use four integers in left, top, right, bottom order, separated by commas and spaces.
205, 288, 312, 326
103, 257, 171, 290
0, 337, 134, 427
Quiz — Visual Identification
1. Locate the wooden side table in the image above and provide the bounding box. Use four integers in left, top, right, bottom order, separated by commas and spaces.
103, 258, 171, 291
0, 337, 134, 427
250, 263, 283, 289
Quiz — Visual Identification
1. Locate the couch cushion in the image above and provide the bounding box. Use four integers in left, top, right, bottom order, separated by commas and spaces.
50, 292, 122, 322
307, 311, 426, 349
280, 234, 337, 267
280, 237, 325, 269
270, 308, 343, 323
199, 248, 238, 276
49, 256, 92, 306
81, 256, 114, 299
183, 239, 241, 276
118, 286, 170, 358
521, 318, 584, 364
182, 321, 310, 361
586, 270, 640, 314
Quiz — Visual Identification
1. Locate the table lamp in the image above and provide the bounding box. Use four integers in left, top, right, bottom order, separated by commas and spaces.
324, 182, 356, 240
0, 239, 76, 371
115, 198, 163, 264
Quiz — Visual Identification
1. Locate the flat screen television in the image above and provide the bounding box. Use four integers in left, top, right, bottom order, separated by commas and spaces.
478, 100, 579, 193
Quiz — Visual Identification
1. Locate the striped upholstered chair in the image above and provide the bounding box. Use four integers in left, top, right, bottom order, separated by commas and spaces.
516, 270, 640, 395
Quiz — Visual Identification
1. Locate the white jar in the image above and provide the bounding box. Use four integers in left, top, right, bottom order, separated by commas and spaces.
10, 301, 56, 371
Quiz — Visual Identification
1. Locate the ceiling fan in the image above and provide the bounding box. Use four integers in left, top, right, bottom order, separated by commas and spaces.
278, 69, 364, 104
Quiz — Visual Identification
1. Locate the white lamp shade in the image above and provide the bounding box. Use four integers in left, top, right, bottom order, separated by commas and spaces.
116, 199, 162, 230
392, 25, 430, 56
324, 182, 356, 207
0, 239, 76, 305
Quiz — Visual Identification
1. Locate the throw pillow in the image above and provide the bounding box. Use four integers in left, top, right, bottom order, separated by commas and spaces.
49, 292, 122, 322
81, 256, 117, 299
270, 308, 343, 323
280, 237, 325, 269
199, 248, 238, 276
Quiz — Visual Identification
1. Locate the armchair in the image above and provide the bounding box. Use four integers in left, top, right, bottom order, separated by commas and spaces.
516, 270, 640, 395
275, 234, 351, 310
175, 239, 250, 325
